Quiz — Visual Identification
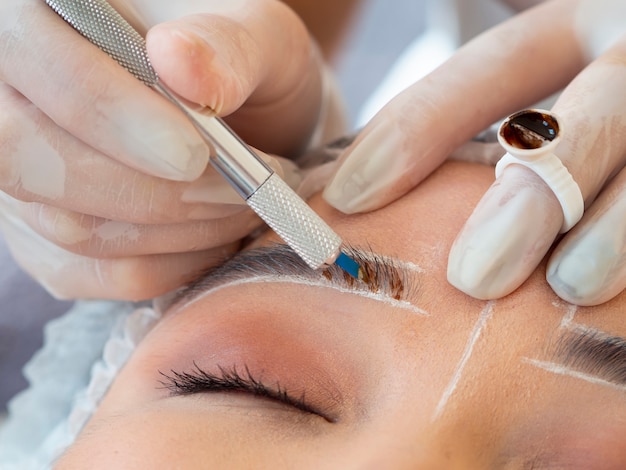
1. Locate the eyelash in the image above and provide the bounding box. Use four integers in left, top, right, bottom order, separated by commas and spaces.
159, 362, 326, 419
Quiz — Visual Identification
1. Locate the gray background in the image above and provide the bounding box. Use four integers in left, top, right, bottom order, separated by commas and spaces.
334, 0, 428, 127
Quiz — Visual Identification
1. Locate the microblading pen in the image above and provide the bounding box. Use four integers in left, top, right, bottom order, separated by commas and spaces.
44, 0, 364, 279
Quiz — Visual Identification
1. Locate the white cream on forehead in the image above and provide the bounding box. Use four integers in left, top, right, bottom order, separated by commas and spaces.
177, 274, 430, 316
395, 259, 425, 274
557, 302, 578, 329
524, 358, 626, 393
171, 251, 431, 315
431, 301, 613, 422
432, 301, 496, 422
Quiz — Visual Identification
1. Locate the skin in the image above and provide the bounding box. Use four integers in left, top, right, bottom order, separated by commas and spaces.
57, 161, 626, 468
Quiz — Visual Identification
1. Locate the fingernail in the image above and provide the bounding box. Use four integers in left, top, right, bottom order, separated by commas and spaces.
323, 121, 407, 213
547, 205, 626, 306
111, 93, 210, 182
448, 167, 562, 299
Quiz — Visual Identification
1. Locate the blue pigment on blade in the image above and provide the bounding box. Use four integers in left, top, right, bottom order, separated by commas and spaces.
334, 252, 361, 279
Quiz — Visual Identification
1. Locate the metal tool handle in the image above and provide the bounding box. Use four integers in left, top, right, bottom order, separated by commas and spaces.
44, 0, 343, 269
45, 0, 157, 86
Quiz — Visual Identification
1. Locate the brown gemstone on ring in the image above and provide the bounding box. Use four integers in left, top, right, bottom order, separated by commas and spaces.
500, 109, 560, 150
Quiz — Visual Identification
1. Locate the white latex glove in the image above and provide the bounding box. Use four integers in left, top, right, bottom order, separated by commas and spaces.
323, 0, 626, 306
0, 0, 343, 300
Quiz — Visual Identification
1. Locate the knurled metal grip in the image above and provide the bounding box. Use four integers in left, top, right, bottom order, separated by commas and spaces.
248, 174, 342, 269
44, 0, 158, 86
45, 0, 344, 270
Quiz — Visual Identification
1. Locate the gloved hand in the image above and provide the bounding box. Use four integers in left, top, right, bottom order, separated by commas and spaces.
0, 0, 343, 300
323, 0, 626, 306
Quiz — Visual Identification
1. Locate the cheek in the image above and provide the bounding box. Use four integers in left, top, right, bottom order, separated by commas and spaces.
58, 407, 243, 468
58, 399, 336, 468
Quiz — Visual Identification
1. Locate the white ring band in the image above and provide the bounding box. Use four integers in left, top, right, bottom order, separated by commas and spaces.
495, 152, 584, 233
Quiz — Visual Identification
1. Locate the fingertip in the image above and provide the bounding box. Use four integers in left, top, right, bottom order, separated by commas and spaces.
446, 240, 516, 300
546, 253, 597, 307
322, 178, 364, 214
322, 120, 406, 214
173, 142, 210, 181
146, 24, 214, 95
547, 233, 624, 307
447, 166, 564, 300
146, 23, 234, 113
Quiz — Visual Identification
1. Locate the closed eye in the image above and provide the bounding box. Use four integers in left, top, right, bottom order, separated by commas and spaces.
159, 362, 334, 422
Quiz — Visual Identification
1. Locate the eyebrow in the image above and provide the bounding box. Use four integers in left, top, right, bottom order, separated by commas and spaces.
551, 327, 626, 386
168, 244, 421, 313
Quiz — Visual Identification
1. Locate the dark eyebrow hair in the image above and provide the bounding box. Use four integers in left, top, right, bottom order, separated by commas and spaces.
168, 244, 417, 312
552, 327, 626, 386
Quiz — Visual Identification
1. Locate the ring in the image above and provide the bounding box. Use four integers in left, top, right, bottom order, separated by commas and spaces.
495, 109, 584, 233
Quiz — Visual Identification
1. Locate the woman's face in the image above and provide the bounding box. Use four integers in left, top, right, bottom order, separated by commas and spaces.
59, 162, 626, 468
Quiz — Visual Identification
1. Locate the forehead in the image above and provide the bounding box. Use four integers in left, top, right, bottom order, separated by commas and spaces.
255, 161, 626, 408
256, 160, 625, 326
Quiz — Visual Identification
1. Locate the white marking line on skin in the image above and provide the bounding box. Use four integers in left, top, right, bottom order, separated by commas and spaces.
554, 302, 605, 342
395, 259, 425, 274
431, 301, 496, 422
559, 303, 578, 329
524, 358, 626, 393
175, 275, 430, 316
354, 251, 426, 275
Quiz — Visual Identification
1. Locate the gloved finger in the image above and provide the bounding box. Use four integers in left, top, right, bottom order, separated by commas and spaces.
547, 166, 626, 306
323, 0, 585, 214
0, 193, 261, 258
0, 207, 238, 301
0, 83, 301, 223
448, 33, 626, 299
447, 139, 504, 167
144, 0, 326, 157
1, 1, 209, 181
